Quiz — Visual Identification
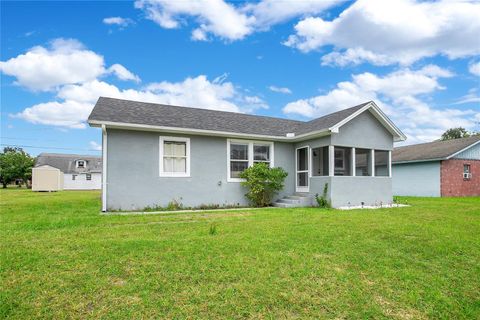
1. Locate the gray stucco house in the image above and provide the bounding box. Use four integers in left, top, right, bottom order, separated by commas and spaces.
392, 136, 480, 197
88, 97, 406, 211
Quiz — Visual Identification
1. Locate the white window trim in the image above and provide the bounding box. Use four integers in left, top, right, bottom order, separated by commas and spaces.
328, 145, 334, 177
227, 139, 274, 182
370, 149, 375, 177
351, 147, 356, 177
159, 136, 191, 177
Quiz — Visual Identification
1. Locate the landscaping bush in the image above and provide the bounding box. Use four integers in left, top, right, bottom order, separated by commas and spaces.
315, 183, 330, 208
240, 162, 288, 207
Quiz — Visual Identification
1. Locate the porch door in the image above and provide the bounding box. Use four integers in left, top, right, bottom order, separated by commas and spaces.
296, 147, 309, 192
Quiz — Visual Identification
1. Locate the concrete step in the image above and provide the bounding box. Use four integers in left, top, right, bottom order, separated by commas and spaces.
294, 192, 311, 197
285, 195, 309, 200
277, 198, 301, 204
273, 193, 314, 207
272, 202, 299, 208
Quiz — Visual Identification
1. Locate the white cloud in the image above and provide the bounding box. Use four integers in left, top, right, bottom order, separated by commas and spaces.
469, 61, 480, 76
0, 39, 104, 91
268, 85, 292, 94
13, 100, 93, 129
0, 38, 140, 91
285, 0, 480, 66
103, 17, 133, 27
135, 0, 253, 41
242, 95, 268, 112
455, 88, 480, 105
107, 64, 140, 82
145, 75, 260, 112
321, 48, 395, 67
134, 0, 339, 41
15, 75, 268, 129
89, 141, 102, 151
191, 28, 208, 41
284, 65, 453, 116
283, 65, 478, 143
243, 0, 339, 30
6, 38, 268, 129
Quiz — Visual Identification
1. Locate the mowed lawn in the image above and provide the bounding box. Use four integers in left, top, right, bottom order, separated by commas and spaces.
1, 189, 479, 319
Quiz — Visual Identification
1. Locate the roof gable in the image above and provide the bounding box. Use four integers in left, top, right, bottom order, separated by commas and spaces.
88, 97, 405, 142
330, 101, 406, 142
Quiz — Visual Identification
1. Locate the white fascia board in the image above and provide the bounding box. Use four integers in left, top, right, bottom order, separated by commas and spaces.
328, 101, 407, 142
392, 158, 445, 165
88, 120, 333, 142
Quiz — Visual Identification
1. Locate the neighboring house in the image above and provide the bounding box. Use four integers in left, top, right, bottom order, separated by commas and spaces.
32, 153, 102, 191
392, 136, 480, 197
88, 97, 406, 211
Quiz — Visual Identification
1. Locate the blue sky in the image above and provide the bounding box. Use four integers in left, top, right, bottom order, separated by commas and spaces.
1, 0, 479, 156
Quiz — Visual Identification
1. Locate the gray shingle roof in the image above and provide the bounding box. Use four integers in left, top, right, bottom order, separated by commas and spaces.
35, 153, 102, 174
88, 97, 371, 138
393, 136, 480, 163
297, 102, 370, 135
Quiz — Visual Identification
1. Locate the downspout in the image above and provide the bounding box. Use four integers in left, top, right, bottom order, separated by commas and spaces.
101, 124, 108, 212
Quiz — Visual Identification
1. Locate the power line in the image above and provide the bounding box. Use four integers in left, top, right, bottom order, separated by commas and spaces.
0, 144, 101, 152
1, 136, 63, 142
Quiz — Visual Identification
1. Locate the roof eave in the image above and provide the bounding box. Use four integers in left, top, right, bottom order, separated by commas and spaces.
89, 119, 333, 142
392, 158, 445, 164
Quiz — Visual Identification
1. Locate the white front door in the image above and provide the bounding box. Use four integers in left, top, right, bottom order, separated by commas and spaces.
296, 146, 309, 192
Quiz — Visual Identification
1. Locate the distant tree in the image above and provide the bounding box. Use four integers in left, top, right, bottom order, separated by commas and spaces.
441, 127, 470, 141
0, 147, 35, 188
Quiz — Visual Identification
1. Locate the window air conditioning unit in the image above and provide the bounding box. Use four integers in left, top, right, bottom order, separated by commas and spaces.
463, 172, 472, 179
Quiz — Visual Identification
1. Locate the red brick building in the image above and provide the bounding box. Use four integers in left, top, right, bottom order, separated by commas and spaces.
392, 136, 480, 197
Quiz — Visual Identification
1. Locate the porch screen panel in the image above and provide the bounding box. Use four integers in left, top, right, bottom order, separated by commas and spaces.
297, 148, 308, 171
355, 148, 371, 176
334, 147, 351, 176
312, 147, 329, 176
375, 150, 389, 176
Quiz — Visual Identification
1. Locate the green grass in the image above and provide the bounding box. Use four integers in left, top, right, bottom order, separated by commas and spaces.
1, 189, 479, 319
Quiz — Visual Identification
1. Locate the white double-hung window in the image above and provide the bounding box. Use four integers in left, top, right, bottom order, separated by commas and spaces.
254, 145, 271, 165
159, 136, 190, 177
227, 139, 274, 182
229, 142, 249, 179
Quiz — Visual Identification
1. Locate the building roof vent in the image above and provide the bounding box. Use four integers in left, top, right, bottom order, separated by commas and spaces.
286, 133, 295, 138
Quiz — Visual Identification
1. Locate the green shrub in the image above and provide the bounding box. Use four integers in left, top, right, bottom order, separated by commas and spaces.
239, 162, 288, 207
315, 183, 330, 208
167, 199, 183, 211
